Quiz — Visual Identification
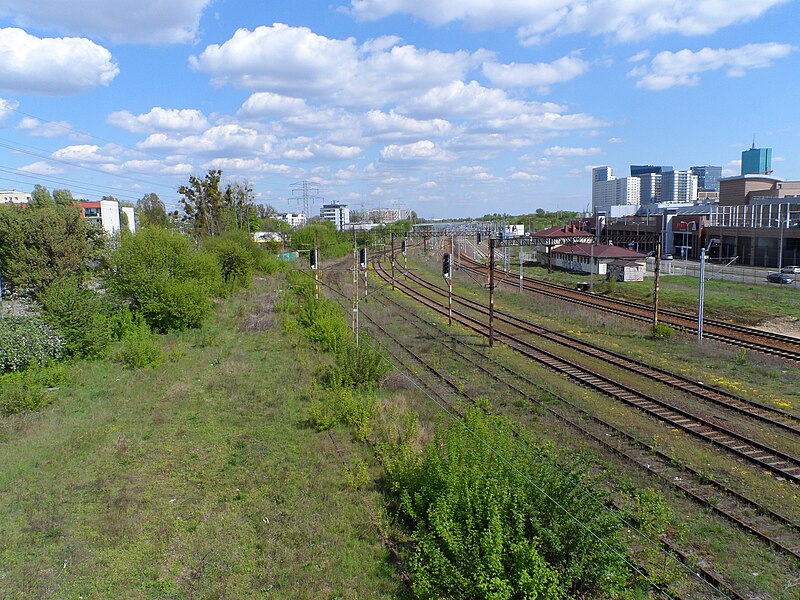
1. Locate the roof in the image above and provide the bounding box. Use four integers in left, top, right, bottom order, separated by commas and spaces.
552, 243, 646, 260
532, 224, 592, 238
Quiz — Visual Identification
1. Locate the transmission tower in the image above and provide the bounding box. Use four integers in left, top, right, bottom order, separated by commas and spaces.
289, 181, 322, 218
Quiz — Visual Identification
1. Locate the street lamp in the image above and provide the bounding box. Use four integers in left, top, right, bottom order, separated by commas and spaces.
697, 238, 720, 344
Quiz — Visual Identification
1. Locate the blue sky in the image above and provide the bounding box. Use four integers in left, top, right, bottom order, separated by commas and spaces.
1, 0, 798, 219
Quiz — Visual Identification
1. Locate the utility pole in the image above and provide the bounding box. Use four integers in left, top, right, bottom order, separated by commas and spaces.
589, 238, 595, 294
697, 246, 706, 344
652, 238, 662, 331
390, 232, 395, 291
489, 238, 495, 347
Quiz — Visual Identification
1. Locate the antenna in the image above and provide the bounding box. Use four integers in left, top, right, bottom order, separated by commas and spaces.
751, 134, 756, 150
288, 181, 321, 218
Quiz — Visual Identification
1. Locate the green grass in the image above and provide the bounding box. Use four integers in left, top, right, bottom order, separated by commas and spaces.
0, 278, 401, 599
520, 265, 800, 324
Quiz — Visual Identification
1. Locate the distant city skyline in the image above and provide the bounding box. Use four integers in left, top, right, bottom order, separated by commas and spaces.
0, 1, 798, 219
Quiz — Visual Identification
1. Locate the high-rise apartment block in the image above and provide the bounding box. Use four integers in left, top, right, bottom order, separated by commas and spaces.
591, 166, 640, 212
741, 146, 772, 175
638, 173, 661, 203
320, 202, 350, 231
661, 170, 698, 202
690, 165, 722, 191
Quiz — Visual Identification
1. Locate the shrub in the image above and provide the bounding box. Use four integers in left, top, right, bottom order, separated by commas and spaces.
649, 322, 674, 339
41, 278, 112, 358
388, 408, 636, 599
323, 341, 391, 389
297, 298, 351, 353
202, 232, 256, 292
0, 316, 65, 372
109, 227, 222, 332
111, 320, 164, 368
0, 362, 66, 416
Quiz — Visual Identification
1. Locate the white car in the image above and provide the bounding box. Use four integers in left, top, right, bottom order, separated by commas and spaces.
781, 265, 800, 274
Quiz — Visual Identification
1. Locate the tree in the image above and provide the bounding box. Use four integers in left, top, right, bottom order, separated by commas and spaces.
30, 184, 54, 208
53, 189, 74, 206
136, 192, 168, 228
0, 203, 105, 299
179, 170, 225, 238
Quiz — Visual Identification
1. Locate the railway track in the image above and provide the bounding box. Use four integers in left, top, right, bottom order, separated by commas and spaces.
328, 263, 758, 598
381, 259, 800, 485
457, 254, 800, 362
366, 253, 800, 559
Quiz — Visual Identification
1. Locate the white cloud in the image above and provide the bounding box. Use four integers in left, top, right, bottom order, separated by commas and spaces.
122, 159, 194, 176
608, 137, 623, 143
362, 109, 451, 139
1, 0, 210, 44
18, 161, 65, 175
544, 146, 601, 157
16, 116, 74, 137
281, 140, 362, 161
380, 140, 453, 162
200, 157, 296, 175
51, 144, 121, 163
239, 92, 309, 117
401, 80, 563, 120
0, 29, 118, 95
510, 171, 546, 181
482, 52, 588, 92
137, 124, 272, 154
628, 50, 650, 63
348, 1, 789, 44
0, 98, 19, 122
190, 23, 484, 106
629, 42, 796, 90
108, 107, 210, 133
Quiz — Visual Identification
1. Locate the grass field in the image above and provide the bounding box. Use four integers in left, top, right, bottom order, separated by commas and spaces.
0, 276, 401, 599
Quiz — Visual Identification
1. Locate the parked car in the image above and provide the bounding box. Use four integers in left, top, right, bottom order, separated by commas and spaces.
660, 253, 673, 261
781, 265, 800, 274
766, 272, 794, 284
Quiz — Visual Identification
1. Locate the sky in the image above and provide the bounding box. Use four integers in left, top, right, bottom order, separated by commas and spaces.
1, 0, 799, 219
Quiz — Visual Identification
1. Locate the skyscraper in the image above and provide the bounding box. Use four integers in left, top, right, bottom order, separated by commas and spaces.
630, 165, 673, 177
661, 171, 698, 202
741, 145, 772, 175
690, 165, 722, 191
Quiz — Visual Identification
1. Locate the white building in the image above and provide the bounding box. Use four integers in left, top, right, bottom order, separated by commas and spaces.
1, 190, 32, 204
78, 200, 136, 234
277, 212, 307, 228
661, 170, 698, 203
593, 175, 640, 213
638, 173, 661, 204
320, 202, 350, 231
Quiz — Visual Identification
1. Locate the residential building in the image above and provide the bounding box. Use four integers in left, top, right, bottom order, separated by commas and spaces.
365, 208, 412, 223
690, 165, 722, 191
661, 170, 698, 203
320, 202, 350, 231
77, 200, 136, 234
593, 176, 640, 213
277, 212, 307, 228
1, 190, 32, 204
638, 173, 661, 204
741, 145, 772, 175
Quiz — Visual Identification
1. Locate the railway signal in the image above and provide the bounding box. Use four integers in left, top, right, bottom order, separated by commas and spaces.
476, 232, 482, 244
442, 252, 453, 325
442, 253, 452, 279
401, 239, 407, 255
309, 249, 318, 270
359, 248, 367, 269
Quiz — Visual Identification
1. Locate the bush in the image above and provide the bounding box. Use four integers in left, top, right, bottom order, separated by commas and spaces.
387, 408, 636, 599
41, 278, 112, 358
323, 341, 391, 389
202, 232, 256, 292
109, 228, 222, 332
0, 316, 65, 372
297, 297, 351, 353
0, 362, 66, 416
111, 320, 164, 368
649, 322, 674, 339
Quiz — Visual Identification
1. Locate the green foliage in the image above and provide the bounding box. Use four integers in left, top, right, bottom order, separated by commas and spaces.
111, 319, 164, 368
41, 278, 112, 358
178, 170, 256, 239
291, 222, 352, 259
297, 297, 351, 353
0, 203, 106, 299
649, 322, 674, 339
307, 386, 378, 442
136, 193, 168, 228
201, 231, 256, 291
387, 408, 635, 599
53, 189, 74, 206
109, 227, 222, 332
30, 184, 55, 208
0, 362, 67, 416
323, 341, 391, 389
0, 316, 65, 372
